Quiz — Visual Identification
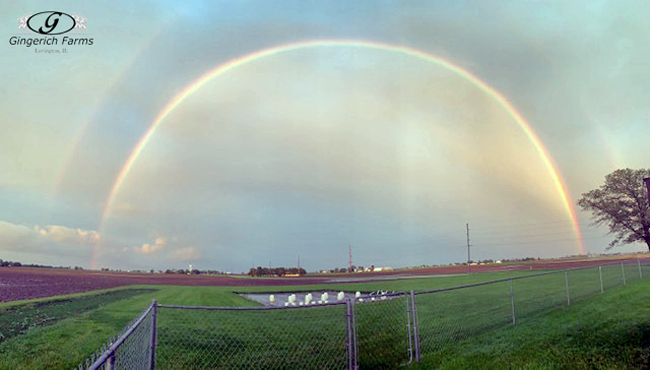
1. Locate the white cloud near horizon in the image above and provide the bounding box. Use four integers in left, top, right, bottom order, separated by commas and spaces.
133, 236, 166, 254
0, 220, 100, 255
131, 237, 200, 265
34, 224, 100, 244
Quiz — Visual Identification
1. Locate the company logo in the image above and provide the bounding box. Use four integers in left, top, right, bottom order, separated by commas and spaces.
11, 11, 93, 52
26, 11, 76, 35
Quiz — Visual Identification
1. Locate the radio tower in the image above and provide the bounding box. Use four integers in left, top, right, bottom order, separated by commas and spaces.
349, 244, 353, 275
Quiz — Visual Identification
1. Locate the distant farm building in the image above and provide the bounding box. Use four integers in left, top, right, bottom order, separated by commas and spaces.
365, 267, 392, 272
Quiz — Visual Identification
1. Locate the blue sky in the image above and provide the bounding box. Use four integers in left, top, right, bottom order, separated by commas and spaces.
1, 1, 649, 272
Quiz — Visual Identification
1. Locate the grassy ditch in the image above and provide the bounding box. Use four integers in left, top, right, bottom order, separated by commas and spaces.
0, 289, 156, 343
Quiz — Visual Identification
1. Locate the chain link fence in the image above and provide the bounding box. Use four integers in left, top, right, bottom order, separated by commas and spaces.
78, 300, 156, 370
155, 303, 350, 369
414, 259, 648, 363
352, 292, 411, 368
81, 258, 648, 369
415, 279, 513, 359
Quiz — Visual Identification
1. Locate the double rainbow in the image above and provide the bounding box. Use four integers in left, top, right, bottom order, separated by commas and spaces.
92, 39, 585, 267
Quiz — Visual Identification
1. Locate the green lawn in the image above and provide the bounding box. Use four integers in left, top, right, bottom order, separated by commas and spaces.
0, 286, 256, 370
0, 265, 647, 369
410, 275, 650, 369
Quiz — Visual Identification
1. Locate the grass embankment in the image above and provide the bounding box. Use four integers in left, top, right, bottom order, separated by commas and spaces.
0, 289, 156, 342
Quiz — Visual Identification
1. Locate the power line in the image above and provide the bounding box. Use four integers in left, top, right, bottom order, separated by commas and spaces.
469, 220, 576, 232
471, 224, 577, 236
473, 234, 611, 247
475, 230, 580, 242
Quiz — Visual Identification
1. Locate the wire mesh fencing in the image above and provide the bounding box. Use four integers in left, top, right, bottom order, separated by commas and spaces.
512, 270, 567, 320
415, 280, 513, 358
78, 300, 156, 370
79, 258, 649, 369
352, 292, 411, 368
412, 258, 650, 362
155, 303, 350, 369
601, 262, 625, 291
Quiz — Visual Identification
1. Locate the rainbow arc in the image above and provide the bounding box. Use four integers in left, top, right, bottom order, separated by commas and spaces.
91, 39, 585, 268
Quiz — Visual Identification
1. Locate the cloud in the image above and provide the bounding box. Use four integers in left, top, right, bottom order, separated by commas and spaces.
167, 246, 201, 262
0, 220, 100, 254
0, 221, 38, 246
133, 237, 166, 255
34, 225, 100, 244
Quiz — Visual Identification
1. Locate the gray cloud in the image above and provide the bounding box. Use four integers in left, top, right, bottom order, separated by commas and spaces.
99, 49, 574, 270
3, 1, 649, 270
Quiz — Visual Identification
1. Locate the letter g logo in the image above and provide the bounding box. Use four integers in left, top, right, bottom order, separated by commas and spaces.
40, 12, 61, 34
27, 11, 76, 35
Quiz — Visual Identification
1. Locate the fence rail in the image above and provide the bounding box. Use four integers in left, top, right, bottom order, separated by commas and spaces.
81, 258, 649, 369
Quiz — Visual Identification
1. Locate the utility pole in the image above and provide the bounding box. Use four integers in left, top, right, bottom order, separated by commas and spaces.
466, 223, 471, 273
349, 244, 353, 275
644, 177, 650, 204
298, 255, 300, 269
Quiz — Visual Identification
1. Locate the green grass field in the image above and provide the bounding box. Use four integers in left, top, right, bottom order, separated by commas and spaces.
1, 264, 648, 369
0, 286, 257, 369
411, 277, 650, 369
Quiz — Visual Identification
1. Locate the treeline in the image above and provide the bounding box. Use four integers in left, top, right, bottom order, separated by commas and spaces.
247, 267, 307, 277
328, 265, 368, 273
0, 259, 83, 270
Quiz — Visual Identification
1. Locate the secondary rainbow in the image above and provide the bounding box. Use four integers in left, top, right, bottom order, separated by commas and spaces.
93, 39, 585, 267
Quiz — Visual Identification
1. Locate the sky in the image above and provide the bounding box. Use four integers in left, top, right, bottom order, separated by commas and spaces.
1, 1, 649, 273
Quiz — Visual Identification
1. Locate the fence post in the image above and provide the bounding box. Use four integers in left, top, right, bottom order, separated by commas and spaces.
351, 299, 358, 370
405, 294, 413, 364
346, 300, 354, 370
565, 271, 570, 306
106, 353, 115, 370
599, 266, 604, 293
410, 291, 421, 363
639, 260, 643, 279
346, 300, 351, 370
621, 262, 626, 286
509, 279, 516, 325
149, 300, 157, 370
